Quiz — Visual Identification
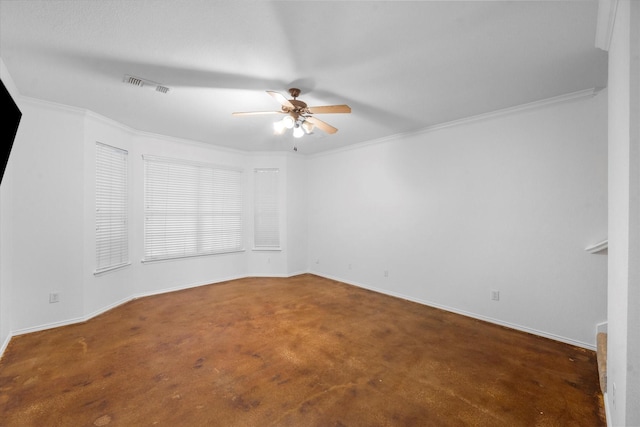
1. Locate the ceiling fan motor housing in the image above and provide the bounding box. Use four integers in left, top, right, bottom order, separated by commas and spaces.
288, 88, 301, 98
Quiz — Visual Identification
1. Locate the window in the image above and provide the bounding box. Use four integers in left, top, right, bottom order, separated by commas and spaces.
254, 168, 280, 249
143, 155, 244, 261
95, 142, 129, 273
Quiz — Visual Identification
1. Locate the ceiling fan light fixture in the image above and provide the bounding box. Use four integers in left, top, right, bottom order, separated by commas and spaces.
234, 88, 350, 138
301, 120, 314, 134
282, 115, 295, 129
293, 125, 304, 138
273, 120, 286, 134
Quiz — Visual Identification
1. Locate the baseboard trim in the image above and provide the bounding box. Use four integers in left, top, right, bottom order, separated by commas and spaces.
5, 272, 308, 343
131, 274, 247, 301
7, 274, 249, 339
11, 315, 91, 336
245, 271, 308, 279
0, 332, 12, 358
603, 391, 612, 427
3, 270, 595, 360
312, 272, 596, 351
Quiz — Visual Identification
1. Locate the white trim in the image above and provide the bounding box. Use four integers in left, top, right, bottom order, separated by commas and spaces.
284, 270, 308, 278
17, 88, 601, 159
18, 96, 246, 155
130, 275, 246, 301
94, 262, 131, 276
141, 154, 244, 173
0, 332, 13, 357
11, 314, 92, 336
311, 88, 603, 159
142, 155, 245, 262
595, 0, 619, 51
310, 271, 596, 351
597, 321, 608, 335
0, 271, 595, 360
140, 249, 246, 264
585, 239, 609, 253
2, 272, 308, 348
603, 391, 612, 427
246, 273, 299, 278
8, 275, 246, 337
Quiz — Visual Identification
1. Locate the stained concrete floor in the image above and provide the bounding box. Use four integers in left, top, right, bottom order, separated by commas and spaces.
0, 275, 605, 426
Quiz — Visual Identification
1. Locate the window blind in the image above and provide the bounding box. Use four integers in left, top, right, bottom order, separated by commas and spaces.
254, 168, 280, 249
95, 142, 129, 273
143, 155, 244, 261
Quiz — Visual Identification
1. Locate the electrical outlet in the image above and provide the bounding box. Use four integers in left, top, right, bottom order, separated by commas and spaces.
384, 270, 389, 277
491, 290, 500, 301
348, 263, 352, 270
49, 293, 60, 303
316, 258, 320, 264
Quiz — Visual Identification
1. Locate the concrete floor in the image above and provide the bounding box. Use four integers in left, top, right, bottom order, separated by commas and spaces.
0, 274, 605, 426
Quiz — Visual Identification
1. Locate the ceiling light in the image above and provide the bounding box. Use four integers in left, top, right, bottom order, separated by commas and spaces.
301, 120, 314, 134
293, 125, 304, 138
282, 115, 295, 129
273, 120, 286, 134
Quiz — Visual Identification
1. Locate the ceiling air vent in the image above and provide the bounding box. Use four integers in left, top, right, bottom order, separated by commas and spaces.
123, 75, 170, 94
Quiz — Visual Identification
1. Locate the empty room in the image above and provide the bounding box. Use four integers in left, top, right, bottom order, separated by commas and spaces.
0, 1, 638, 426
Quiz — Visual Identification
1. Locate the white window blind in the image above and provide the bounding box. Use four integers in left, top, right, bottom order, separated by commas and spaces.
95, 142, 129, 274
143, 155, 244, 262
254, 168, 280, 249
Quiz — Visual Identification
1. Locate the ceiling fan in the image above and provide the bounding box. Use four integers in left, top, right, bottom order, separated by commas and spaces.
232, 88, 351, 138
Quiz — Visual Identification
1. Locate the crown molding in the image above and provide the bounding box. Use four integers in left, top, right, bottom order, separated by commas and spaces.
595, 0, 619, 51
312, 87, 603, 159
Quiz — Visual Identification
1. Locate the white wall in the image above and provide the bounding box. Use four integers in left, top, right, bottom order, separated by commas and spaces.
129, 133, 250, 297
307, 91, 608, 349
0, 59, 19, 352
286, 154, 308, 275
9, 99, 86, 332
82, 113, 136, 317
606, 1, 640, 424
246, 153, 289, 276
0, 61, 307, 336
0, 54, 612, 392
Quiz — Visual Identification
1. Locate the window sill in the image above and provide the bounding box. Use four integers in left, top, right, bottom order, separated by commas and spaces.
94, 262, 131, 276
141, 249, 246, 264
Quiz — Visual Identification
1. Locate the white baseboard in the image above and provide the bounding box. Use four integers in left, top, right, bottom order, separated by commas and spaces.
245, 271, 308, 279
0, 332, 12, 358
7, 274, 249, 339
2, 270, 596, 360
311, 271, 596, 351
4, 272, 309, 349
132, 274, 247, 301
603, 392, 612, 427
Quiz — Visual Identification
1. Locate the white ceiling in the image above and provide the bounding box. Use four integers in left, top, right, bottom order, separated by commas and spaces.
0, 0, 607, 155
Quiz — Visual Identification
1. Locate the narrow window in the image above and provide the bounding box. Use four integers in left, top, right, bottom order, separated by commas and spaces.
143, 155, 244, 262
95, 142, 129, 273
254, 168, 280, 249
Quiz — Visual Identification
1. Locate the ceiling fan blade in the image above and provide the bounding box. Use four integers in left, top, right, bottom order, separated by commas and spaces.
232, 111, 284, 116
305, 116, 338, 134
306, 105, 351, 114
266, 91, 295, 109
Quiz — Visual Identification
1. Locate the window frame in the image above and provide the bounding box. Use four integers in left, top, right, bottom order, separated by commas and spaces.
142, 155, 245, 262
95, 142, 130, 275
